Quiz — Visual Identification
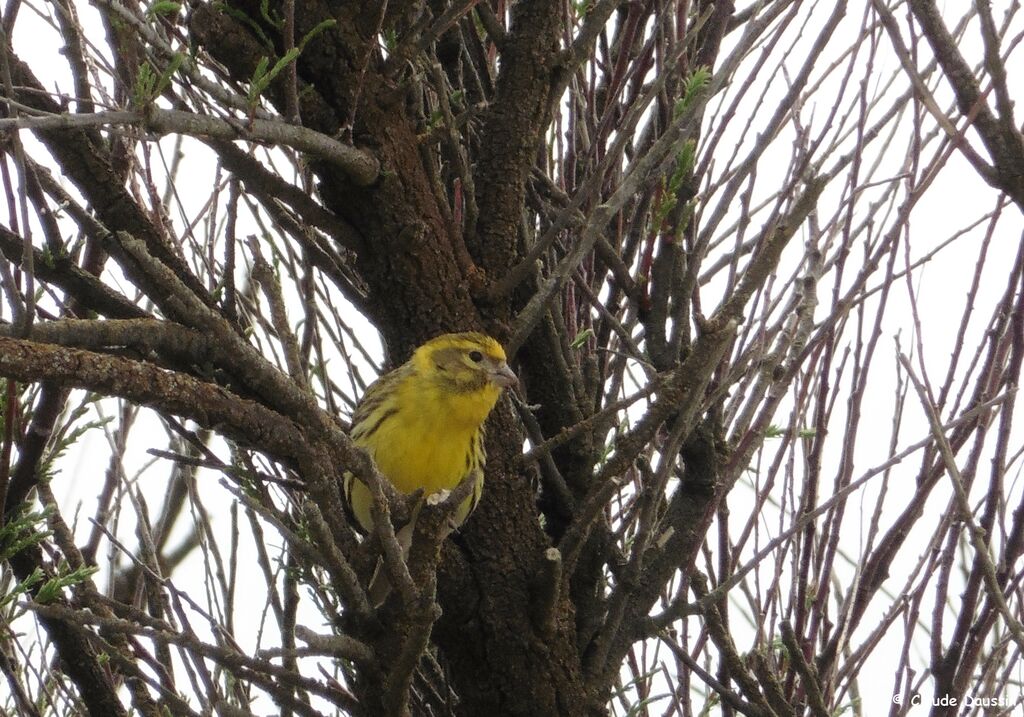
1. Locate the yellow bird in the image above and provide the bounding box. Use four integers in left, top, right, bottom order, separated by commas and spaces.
343, 332, 517, 597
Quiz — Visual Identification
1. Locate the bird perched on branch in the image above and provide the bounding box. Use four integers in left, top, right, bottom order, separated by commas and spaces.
343, 332, 518, 601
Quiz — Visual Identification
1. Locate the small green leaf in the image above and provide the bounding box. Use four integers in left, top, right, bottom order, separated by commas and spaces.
146, 1, 181, 18
259, 0, 278, 26
38, 413, 113, 483
248, 56, 271, 104
35, 564, 100, 604
674, 66, 711, 117
155, 53, 185, 97
572, 0, 593, 17
132, 62, 158, 107
0, 507, 54, 562
0, 568, 43, 610
651, 139, 698, 231
215, 4, 274, 47
297, 19, 336, 51
674, 139, 697, 183
570, 328, 595, 349
247, 20, 335, 106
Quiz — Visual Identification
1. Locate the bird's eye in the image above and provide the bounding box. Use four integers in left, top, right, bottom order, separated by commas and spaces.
468, 350, 484, 363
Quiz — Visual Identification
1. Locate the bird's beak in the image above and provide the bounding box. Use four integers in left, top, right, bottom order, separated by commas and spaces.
490, 362, 519, 389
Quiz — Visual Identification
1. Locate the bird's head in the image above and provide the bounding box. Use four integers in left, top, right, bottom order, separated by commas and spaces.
413, 332, 518, 396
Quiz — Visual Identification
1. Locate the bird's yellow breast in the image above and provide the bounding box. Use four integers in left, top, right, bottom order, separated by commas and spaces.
362, 377, 497, 495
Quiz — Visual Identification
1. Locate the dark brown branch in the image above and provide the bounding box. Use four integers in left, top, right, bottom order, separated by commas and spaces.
908, 0, 1024, 205
0, 226, 146, 320
0, 110, 378, 183
779, 621, 829, 717
471, 0, 563, 279
0, 336, 307, 461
